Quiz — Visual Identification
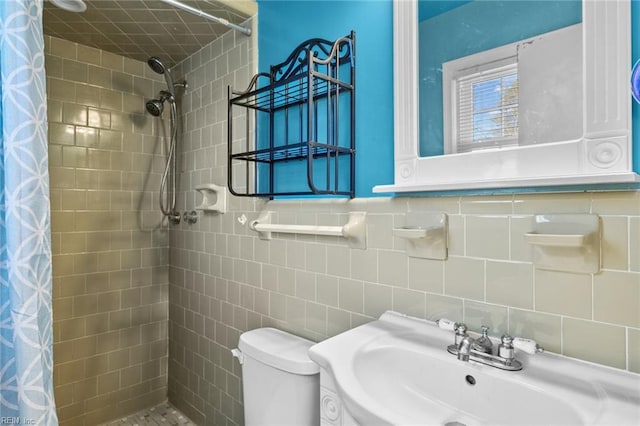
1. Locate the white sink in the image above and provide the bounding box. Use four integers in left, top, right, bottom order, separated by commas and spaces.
309, 311, 640, 426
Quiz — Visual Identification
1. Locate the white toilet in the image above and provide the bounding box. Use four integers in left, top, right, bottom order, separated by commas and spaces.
233, 327, 320, 426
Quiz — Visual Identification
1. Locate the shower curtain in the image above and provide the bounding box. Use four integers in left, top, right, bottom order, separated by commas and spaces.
0, 0, 57, 423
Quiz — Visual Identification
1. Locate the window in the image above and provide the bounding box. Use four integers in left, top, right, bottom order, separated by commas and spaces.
456, 64, 518, 152
444, 50, 519, 154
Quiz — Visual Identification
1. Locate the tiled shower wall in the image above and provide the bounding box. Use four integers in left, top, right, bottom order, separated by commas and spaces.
168, 21, 640, 426
46, 36, 170, 425
168, 21, 257, 425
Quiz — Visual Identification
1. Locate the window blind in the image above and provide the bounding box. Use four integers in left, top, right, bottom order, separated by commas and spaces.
456, 64, 518, 152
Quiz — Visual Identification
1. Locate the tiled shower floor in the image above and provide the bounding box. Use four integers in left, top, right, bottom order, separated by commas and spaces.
101, 402, 197, 426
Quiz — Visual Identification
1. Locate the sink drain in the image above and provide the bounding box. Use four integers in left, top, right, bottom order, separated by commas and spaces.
444, 422, 467, 426
465, 375, 476, 385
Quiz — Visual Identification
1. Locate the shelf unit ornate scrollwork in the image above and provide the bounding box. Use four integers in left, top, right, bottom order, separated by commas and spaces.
228, 31, 356, 198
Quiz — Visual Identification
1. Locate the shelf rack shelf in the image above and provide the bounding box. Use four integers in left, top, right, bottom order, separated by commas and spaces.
228, 31, 356, 198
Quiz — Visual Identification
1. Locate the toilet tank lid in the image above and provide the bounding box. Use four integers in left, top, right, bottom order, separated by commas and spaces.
238, 328, 320, 375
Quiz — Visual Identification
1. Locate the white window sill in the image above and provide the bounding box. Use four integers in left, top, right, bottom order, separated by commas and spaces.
373, 172, 640, 193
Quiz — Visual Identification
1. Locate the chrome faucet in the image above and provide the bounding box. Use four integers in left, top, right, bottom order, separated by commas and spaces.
457, 335, 474, 362
440, 320, 544, 371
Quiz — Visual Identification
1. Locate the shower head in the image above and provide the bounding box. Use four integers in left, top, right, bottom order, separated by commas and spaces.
146, 90, 174, 117
148, 56, 177, 95
146, 99, 164, 116
148, 56, 167, 75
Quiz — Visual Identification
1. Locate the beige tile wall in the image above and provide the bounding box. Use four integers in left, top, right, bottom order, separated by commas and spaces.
46, 36, 170, 426
167, 20, 640, 426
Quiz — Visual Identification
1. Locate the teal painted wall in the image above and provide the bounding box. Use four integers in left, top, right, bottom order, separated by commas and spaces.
257, 0, 638, 197
418, 1, 581, 156
257, 0, 393, 197
418, 0, 471, 21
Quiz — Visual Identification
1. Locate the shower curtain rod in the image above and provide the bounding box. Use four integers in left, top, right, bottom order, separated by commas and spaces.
159, 0, 252, 36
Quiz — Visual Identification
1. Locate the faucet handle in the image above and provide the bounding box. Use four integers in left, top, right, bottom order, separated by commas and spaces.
498, 334, 515, 360
500, 334, 513, 346
436, 318, 458, 331
472, 326, 493, 354
454, 323, 468, 345
455, 323, 468, 334
513, 337, 544, 354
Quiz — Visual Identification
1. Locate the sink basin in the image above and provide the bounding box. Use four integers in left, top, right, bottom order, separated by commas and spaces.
309, 311, 640, 426
354, 345, 591, 425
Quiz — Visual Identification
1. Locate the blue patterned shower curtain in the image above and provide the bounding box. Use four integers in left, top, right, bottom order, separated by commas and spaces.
0, 0, 57, 423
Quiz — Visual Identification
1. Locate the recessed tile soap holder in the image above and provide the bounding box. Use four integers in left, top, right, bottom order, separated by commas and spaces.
195, 183, 227, 214
524, 214, 601, 273
393, 212, 448, 260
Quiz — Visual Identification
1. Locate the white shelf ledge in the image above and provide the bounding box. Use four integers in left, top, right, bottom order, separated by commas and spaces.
373, 172, 640, 193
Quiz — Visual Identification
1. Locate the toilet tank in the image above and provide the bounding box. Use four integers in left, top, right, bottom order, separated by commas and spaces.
236, 328, 320, 426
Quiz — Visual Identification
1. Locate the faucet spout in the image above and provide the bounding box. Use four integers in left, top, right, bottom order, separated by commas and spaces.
457, 335, 474, 362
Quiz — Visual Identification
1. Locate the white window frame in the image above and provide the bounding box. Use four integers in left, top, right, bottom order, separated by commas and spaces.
373, 0, 637, 194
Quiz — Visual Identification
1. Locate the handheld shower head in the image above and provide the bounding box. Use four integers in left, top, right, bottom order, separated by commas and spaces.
147, 56, 176, 95
145, 90, 174, 117
148, 56, 167, 75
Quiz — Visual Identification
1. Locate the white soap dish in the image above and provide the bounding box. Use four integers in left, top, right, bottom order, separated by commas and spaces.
195, 183, 227, 214
524, 214, 601, 273
393, 212, 448, 260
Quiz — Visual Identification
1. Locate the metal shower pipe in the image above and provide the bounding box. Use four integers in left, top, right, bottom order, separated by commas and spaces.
159, 0, 252, 36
